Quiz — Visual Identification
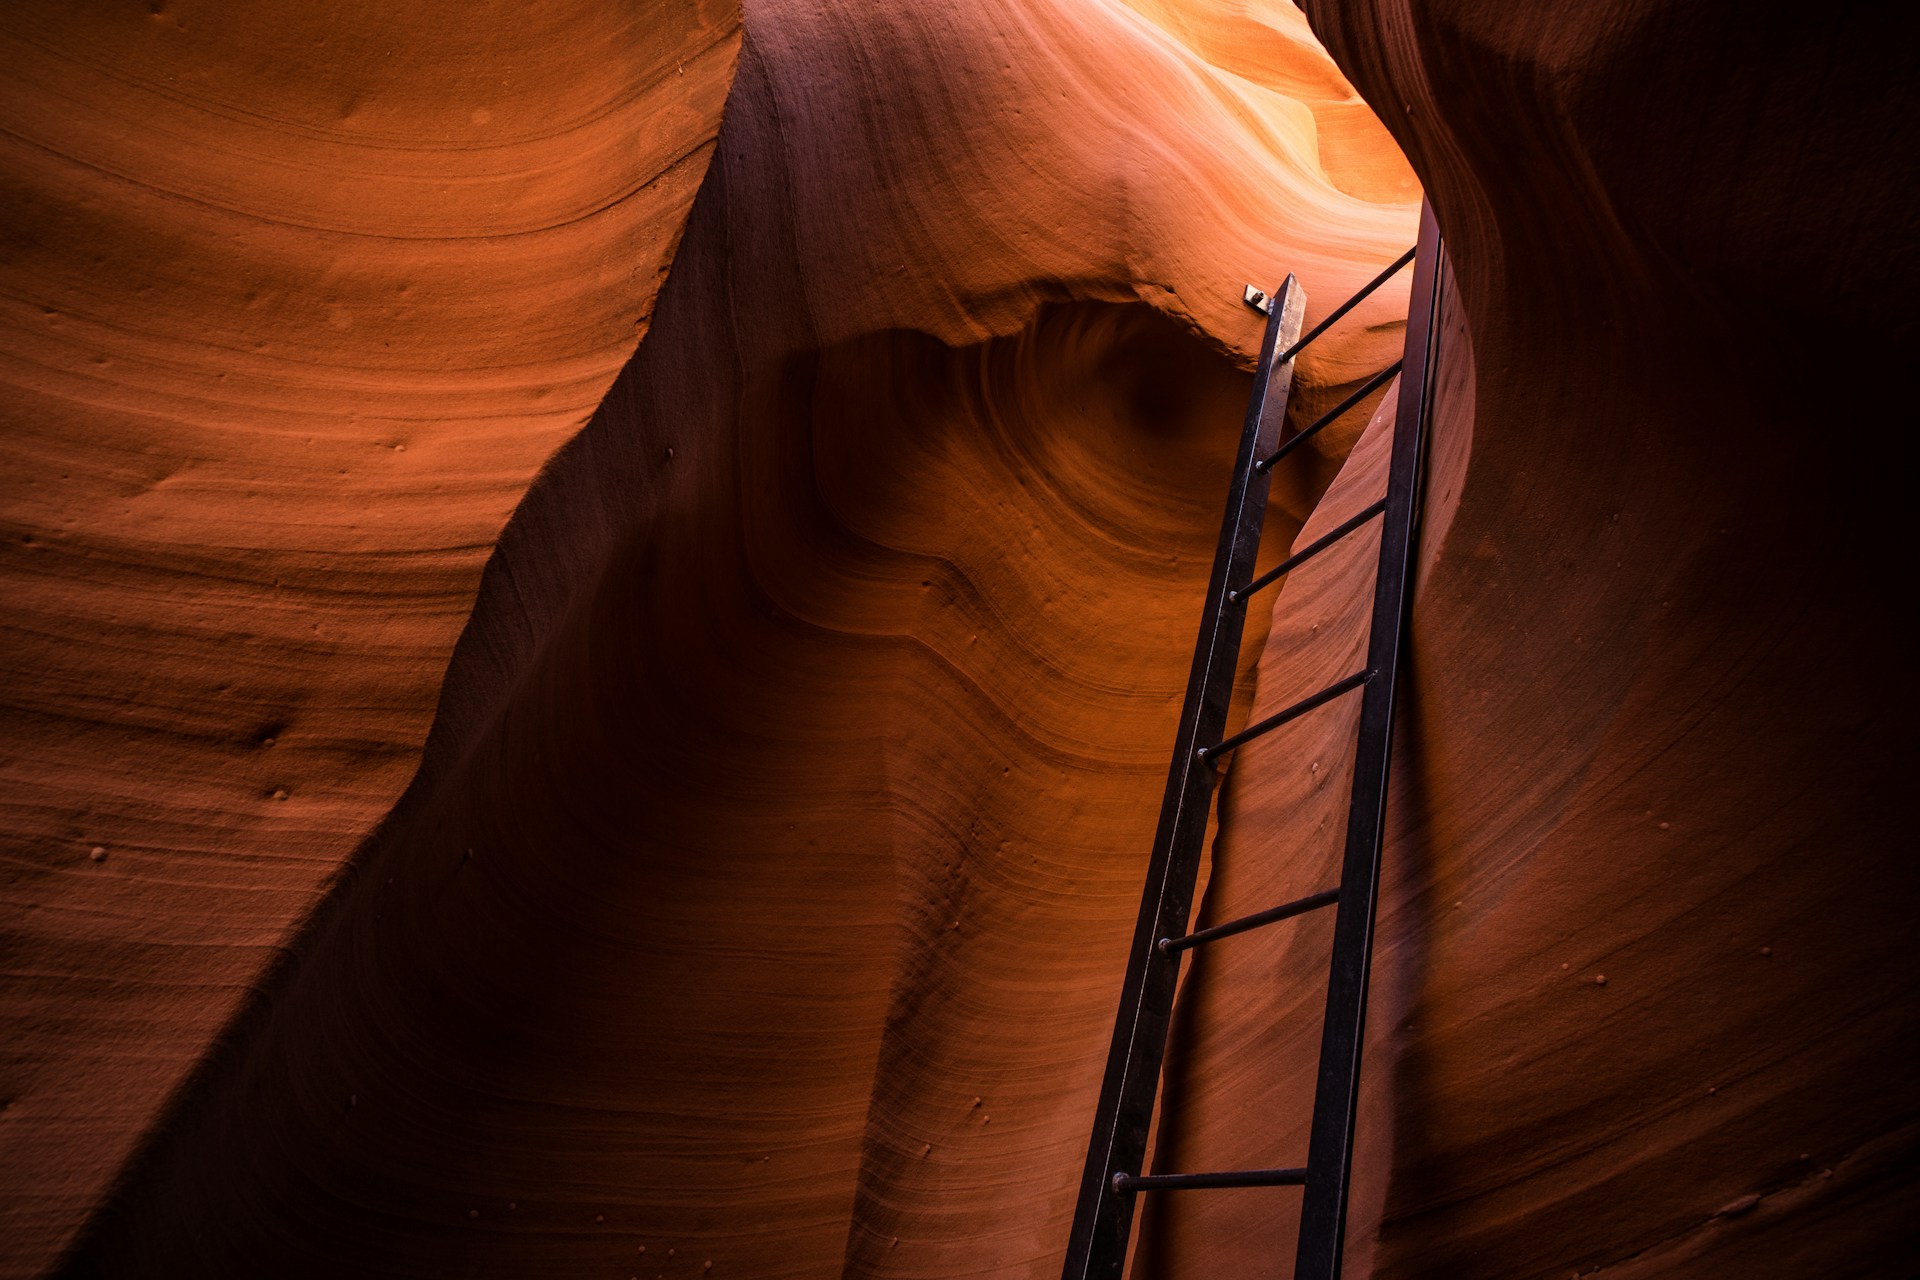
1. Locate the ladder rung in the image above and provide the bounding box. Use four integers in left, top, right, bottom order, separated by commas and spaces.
1256, 360, 1404, 474
1230, 499, 1387, 604
1196, 669, 1371, 762
1275, 244, 1416, 365
1113, 1167, 1308, 1194
1158, 887, 1339, 955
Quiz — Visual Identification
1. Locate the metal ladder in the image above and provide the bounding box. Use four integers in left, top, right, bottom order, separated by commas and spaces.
1061, 202, 1445, 1280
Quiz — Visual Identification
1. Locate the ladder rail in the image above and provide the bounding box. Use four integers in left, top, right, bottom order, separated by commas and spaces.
1293, 199, 1445, 1280
1060, 201, 1445, 1280
1060, 275, 1307, 1280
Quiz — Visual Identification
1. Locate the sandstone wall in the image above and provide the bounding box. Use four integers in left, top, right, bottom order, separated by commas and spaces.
17, 1, 1898, 1277
1267, 1, 1915, 1272
61, 0, 1417, 1267
0, 1, 739, 1270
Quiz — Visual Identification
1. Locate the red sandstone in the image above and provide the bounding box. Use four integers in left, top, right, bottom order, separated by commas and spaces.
2, 0, 1914, 1276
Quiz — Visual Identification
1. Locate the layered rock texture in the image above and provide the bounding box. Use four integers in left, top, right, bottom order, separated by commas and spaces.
0, 0, 740, 1271
5, 0, 1915, 1277
5, 0, 1414, 1274
42, 0, 1416, 1269
1287, 2, 1920, 1274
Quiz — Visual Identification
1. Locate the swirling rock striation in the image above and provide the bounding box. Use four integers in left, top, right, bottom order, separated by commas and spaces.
52, 0, 1417, 1274
18, 0, 1917, 1275
1140, 1, 1920, 1275
0, 1, 738, 1272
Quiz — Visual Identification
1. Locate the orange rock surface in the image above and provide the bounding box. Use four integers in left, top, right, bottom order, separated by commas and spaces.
15, 0, 1417, 1275
1145, 1, 1918, 1273
11, 0, 1912, 1276
0, 1, 739, 1271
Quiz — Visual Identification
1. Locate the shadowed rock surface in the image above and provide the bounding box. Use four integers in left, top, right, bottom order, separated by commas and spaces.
9, 0, 1917, 1276
9, 0, 1413, 1274
1180, 0, 1917, 1273
0, 0, 739, 1271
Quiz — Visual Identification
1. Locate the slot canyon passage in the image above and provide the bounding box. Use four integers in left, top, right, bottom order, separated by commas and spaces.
1, 0, 1915, 1276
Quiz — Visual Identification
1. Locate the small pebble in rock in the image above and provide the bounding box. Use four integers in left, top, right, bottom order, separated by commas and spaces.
467, 1210, 478, 1220
1760, 946, 1773, 956
89, 846, 107, 862
1594, 974, 1607, 986
1659, 822, 1670, 830
271, 789, 289, 801
595, 1215, 604, 1224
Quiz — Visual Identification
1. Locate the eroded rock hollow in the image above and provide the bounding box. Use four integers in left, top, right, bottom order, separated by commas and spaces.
3, 0, 1914, 1276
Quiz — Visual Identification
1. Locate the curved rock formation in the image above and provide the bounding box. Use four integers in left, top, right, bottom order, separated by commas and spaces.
1151, 1, 1918, 1274
0, 2, 739, 1271
17, 0, 1903, 1276
38, 0, 1418, 1274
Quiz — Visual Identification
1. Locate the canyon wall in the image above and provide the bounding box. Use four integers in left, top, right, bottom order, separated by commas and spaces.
1138, 1, 1919, 1271
9, 0, 1420, 1275
1267, 1, 1913, 1273
0, 1, 739, 1272
11, 0, 1913, 1276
